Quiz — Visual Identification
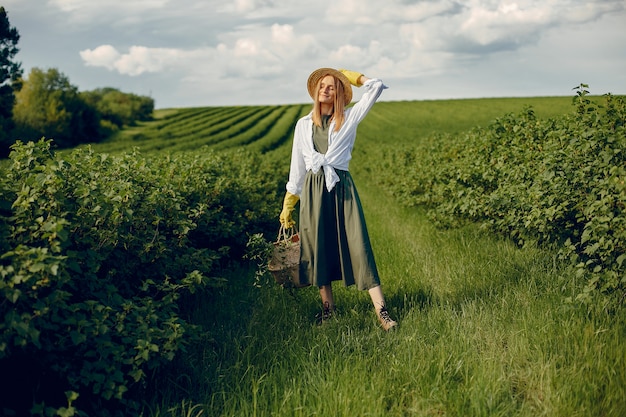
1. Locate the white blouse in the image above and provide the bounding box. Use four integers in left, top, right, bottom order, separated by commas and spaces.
286, 78, 387, 195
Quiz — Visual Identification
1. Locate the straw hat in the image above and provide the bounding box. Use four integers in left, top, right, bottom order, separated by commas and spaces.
307, 68, 352, 105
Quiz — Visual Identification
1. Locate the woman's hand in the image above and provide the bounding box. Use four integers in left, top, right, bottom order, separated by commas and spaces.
279, 191, 300, 228
339, 69, 367, 87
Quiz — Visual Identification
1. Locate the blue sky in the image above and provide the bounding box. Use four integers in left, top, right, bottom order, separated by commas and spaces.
4, 0, 626, 109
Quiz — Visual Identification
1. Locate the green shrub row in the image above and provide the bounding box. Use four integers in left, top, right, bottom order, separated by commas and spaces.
83, 106, 259, 155
247, 104, 309, 154
150, 106, 258, 143
0, 139, 278, 416
153, 106, 228, 130
86, 104, 308, 156
131, 106, 273, 152
133, 107, 228, 143
211, 105, 290, 151
379, 87, 626, 302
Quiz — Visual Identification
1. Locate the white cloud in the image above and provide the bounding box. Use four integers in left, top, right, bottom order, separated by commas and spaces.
48, 0, 170, 14
79, 21, 326, 81
326, 0, 459, 25
47, 0, 171, 24
269, 24, 320, 60
325, 0, 625, 56
79, 45, 120, 71
271, 23, 294, 44
231, 0, 274, 14
80, 45, 206, 76
8, 0, 626, 107
113, 46, 179, 76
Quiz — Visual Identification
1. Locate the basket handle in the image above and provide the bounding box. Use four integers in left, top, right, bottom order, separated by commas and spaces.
276, 224, 298, 244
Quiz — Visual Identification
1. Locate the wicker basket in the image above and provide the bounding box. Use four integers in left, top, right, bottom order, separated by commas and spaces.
268, 226, 309, 288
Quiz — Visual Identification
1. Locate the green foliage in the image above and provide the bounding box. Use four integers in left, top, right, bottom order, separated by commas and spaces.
153, 190, 626, 417
3, 91, 625, 416
13, 67, 103, 148
80, 87, 154, 130
244, 232, 275, 287
10, 69, 154, 152
0, 6, 23, 157
380, 88, 626, 301
0, 139, 278, 416
85, 104, 309, 156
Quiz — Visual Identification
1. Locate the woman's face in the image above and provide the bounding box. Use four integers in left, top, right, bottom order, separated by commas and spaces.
317, 75, 336, 105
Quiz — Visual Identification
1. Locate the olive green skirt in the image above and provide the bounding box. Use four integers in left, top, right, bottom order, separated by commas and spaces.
298, 169, 380, 290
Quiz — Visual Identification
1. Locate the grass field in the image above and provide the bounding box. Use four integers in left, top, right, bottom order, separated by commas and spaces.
83, 96, 578, 155
110, 95, 626, 417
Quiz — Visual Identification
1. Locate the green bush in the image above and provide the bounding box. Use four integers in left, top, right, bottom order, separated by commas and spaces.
380, 87, 626, 302
80, 87, 154, 129
0, 139, 278, 416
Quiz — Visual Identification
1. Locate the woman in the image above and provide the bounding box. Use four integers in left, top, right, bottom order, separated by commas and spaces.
279, 67, 397, 331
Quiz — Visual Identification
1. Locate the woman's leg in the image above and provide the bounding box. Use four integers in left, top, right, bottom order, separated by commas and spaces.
368, 285, 398, 330
317, 284, 335, 322
319, 284, 335, 310
368, 285, 386, 311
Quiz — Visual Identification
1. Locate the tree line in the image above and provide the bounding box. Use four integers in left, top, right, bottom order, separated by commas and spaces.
0, 7, 154, 158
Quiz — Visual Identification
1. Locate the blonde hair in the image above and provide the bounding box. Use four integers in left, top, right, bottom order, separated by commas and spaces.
311, 75, 346, 132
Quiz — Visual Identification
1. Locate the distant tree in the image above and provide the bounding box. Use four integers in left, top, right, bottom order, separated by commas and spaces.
13, 67, 102, 148
0, 6, 23, 157
81, 87, 154, 129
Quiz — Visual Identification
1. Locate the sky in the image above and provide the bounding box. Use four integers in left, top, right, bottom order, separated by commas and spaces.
3, 0, 626, 109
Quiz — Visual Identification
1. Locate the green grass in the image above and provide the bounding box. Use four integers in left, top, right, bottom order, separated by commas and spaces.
72, 96, 581, 156
143, 96, 625, 416
8, 95, 621, 416
151, 186, 626, 416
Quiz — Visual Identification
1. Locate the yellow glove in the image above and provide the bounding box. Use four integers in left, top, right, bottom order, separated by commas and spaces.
339, 69, 364, 87
279, 191, 300, 228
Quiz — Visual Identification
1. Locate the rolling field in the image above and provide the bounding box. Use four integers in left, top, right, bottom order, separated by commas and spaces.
4, 94, 624, 417
108, 96, 623, 417
85, 96, 576, 154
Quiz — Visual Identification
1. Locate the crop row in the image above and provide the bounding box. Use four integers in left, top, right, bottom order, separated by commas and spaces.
154, 106, 228, 130
213, 104, 309, 152
145, 106, 276, 152
247, 104, 309, 154
87, 104, 311, 155
152, 106, 263, 143
83, 105, 258, 153
123, 106, 272, 152
152, 106, 247, 139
